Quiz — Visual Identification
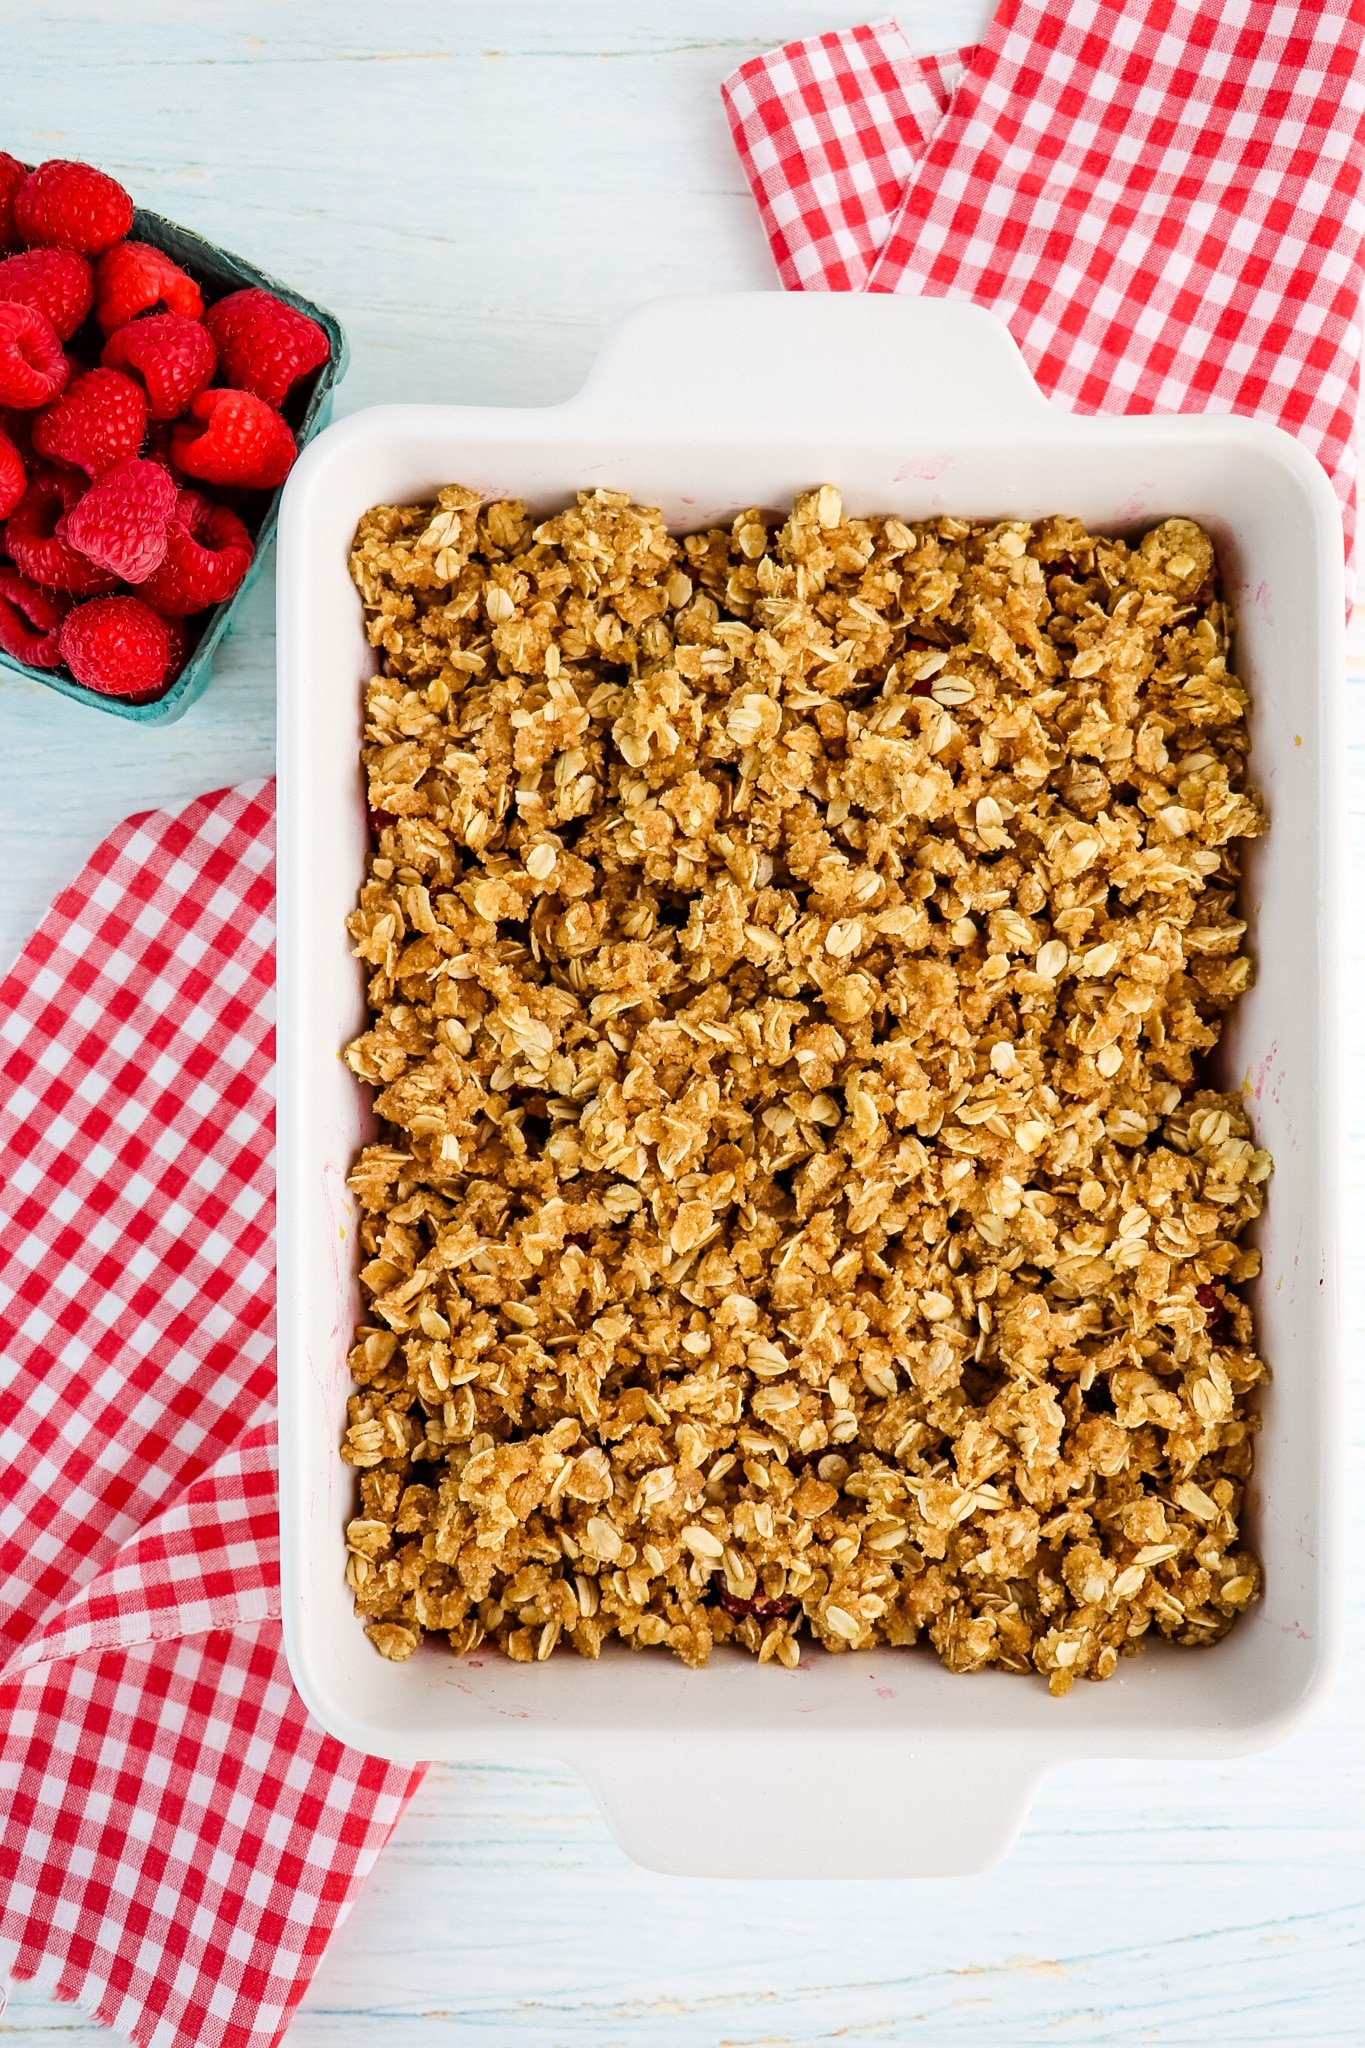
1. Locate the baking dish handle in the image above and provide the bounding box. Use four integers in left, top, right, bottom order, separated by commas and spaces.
568, 291, 1053, 439
572, 1731, 1043, 1879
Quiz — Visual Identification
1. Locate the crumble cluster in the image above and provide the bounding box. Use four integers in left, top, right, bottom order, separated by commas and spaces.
341, 483, 1268, 1694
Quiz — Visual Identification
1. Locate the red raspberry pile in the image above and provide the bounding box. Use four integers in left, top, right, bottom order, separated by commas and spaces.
0, 153, 329, 701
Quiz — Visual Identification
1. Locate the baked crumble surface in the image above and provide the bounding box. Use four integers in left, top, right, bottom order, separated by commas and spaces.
341, 486, 1267, 1693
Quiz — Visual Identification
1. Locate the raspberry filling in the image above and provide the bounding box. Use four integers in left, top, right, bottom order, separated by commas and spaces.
1195, 1282, 1236, 1344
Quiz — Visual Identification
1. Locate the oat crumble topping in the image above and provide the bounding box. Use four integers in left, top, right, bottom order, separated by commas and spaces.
341, 485, 1268, 1694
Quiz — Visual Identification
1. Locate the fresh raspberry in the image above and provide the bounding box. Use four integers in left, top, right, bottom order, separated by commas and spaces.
14, 159, 134, 256
0, 424, 24, 517
204, 287, 329, 408
1, 154, 28, 254
4, 469, 118, 593
161, 616, 194, 682
138, 489, 254, 616
0, 301, 68, 409
94, 240, 203, 333
101, 311, 216, 421
172, 386, 295, 490
0, 248, 93, 341
32, 367, 147, 476
60, 455, 178, 583
59, 593, 172, 699
0, 566, 67, 669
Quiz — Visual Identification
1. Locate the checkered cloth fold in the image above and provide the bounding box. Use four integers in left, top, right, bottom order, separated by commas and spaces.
0, 783, 420, 2048
722, 0, 1365, 571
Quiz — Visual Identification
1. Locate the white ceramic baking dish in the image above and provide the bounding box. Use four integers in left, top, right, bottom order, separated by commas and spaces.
276, 293, 1343, 1878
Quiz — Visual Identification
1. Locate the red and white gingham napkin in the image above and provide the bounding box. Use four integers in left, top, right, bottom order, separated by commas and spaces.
6, 6, 1365, 2045
723, 0, 1365, 571
0, 783, 420, 2048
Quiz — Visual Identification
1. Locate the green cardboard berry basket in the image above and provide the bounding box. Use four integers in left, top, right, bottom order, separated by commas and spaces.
0, 199, 347, 724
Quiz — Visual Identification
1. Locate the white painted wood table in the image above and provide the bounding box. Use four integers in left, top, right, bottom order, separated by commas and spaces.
2, 6, 1363, 2044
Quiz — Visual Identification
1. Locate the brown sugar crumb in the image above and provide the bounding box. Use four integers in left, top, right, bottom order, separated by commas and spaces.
341, 486, 1269, 1694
